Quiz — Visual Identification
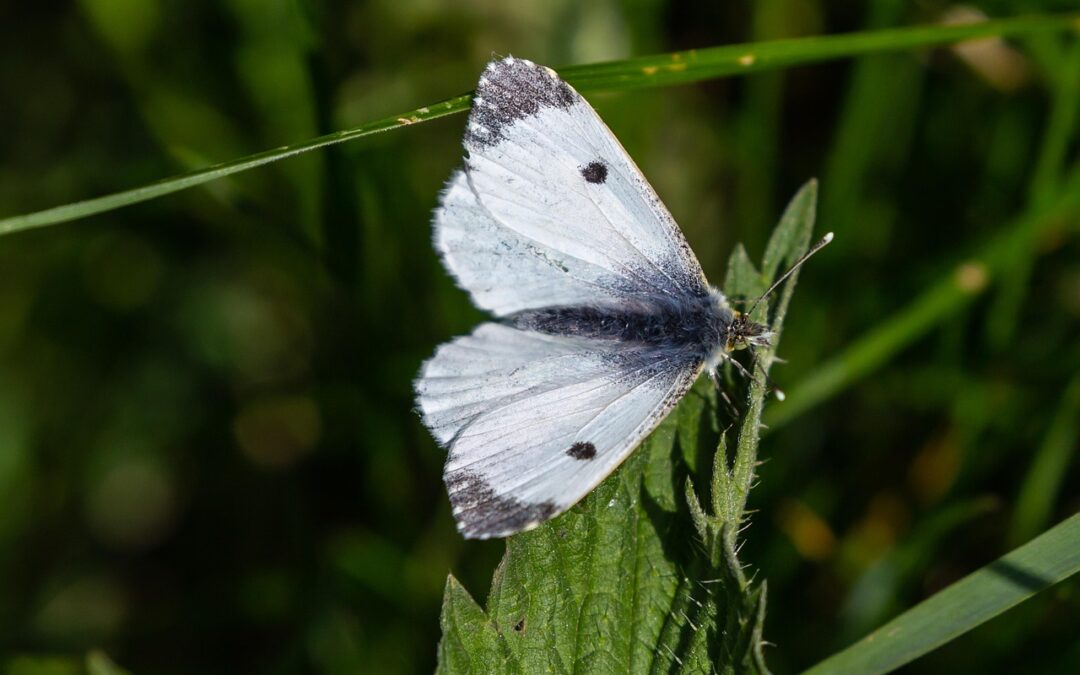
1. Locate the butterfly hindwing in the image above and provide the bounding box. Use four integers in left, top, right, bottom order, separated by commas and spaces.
416, 323, 703, 538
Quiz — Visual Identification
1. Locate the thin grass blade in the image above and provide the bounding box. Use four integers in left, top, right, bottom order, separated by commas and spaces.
804, 512, 1080, 675
2, 13, 1077, 236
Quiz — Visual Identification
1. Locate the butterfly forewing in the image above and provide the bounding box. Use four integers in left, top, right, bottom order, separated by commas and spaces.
435, 169, 626, 315
437, 57, 710, 316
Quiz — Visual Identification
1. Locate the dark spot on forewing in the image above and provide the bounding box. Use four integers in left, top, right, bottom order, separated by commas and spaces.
567, 441, 596, 460
513, 618, 526, 633
445, 468, 557, 538
581, 160, 608, 184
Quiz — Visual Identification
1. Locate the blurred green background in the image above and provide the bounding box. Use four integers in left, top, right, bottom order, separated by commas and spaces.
1, 0, 1078, 673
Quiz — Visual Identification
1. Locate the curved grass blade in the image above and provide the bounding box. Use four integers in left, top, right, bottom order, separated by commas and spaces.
0, 95, 469, 237
560, 13, 1080, 90
2, 13, 1078, 236
803, 512, 1080, 675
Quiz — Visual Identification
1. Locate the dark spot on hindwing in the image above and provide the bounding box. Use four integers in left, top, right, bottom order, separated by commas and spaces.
444, 469, 557, 538
466, 57, 576, 148
567, 441, 597, 460
581, 160, 608, 184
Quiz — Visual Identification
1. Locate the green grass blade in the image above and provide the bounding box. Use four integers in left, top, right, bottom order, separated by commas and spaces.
987, 39, 1080, 349
560, 13, 1080, 90
1009, 375, 1080, 547
2, 13, 1077, 236
0, 95, 469, 237
1028, 40, 1080, 209
803, 512, 1080, 675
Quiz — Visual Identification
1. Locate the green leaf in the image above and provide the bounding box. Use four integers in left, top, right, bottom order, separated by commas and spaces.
723, 244, 763, 303
437, 575, 516, 673
2, 14, 1076, 235
804, 512, 1080, 675
437, 183, 821, 673
722, 181, 817, 527
435, 379, 714, 673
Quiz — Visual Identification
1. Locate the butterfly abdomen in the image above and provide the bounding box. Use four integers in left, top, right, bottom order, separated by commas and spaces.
507, 292, 731, 359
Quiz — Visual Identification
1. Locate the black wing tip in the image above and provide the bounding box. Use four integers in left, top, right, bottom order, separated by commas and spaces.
466, 56, 577, 149
445, 468, 558, 539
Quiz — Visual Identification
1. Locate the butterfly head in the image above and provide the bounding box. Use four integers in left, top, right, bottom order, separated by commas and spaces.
720, 232, 836, 355
724, 311, 772, 353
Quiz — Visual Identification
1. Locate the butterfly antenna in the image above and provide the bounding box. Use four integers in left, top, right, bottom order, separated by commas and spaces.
745, 232, 834, 319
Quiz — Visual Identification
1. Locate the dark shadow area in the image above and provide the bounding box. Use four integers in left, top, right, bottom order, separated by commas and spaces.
986, 560, 1053, 594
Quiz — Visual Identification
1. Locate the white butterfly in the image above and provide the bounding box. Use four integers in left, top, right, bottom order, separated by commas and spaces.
415, 57, 824, 539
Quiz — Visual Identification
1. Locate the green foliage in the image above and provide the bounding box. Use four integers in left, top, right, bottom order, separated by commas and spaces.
436, 182, 818, 674
767, 172, 1080, 429
4, 3, 1080, 674
1009, 375, 1080, 546
85, 651, 132, 675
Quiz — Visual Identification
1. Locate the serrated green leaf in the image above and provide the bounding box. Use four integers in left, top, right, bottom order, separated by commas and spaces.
438, 183, 821, 674
481, 382, 710, 674
760, 180, 817, 334
725, 180, 817, 528
723, 244, 763, 303
805, 512, 1080, 675
761, 181, 816, 279
437, 574, 516, 673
